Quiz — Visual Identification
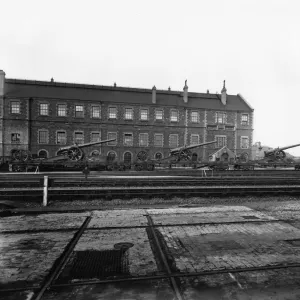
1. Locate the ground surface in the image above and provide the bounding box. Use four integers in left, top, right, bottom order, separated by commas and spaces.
2, 199, 300, 299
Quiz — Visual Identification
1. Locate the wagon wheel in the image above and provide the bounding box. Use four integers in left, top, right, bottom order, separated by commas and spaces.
137, 151, 148, 162
67, 147, 83, 161
179, 149, 192, 161
13, 150, 31, 162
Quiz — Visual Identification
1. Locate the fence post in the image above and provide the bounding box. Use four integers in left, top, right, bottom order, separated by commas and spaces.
43, 176, 48, 207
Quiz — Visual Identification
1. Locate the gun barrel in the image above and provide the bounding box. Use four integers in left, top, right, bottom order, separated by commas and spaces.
77, 138, 116, 148
171, 140, 217, 153
58, 138, 116, 152
265, 143, 300, 154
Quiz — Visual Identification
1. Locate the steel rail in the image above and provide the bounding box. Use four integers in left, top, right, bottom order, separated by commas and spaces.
146, 215, 184, 300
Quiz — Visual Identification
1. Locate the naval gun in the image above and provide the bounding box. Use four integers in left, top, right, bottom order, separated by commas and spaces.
263, 143, 300, 161
11, 138, 116, 162
167, 140, 217, 162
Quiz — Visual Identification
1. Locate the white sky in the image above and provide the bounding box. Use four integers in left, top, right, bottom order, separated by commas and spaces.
1, 0, 300, 154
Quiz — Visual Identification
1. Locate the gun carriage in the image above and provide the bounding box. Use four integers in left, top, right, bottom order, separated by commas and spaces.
262, 143, 300, 161
9, 139, 116, 172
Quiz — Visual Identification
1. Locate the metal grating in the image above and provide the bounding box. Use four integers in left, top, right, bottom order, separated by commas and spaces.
57, 249, 130, 282
242, 216, 260, 220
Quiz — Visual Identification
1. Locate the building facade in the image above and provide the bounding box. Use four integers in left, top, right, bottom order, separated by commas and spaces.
0, 70, 254, 163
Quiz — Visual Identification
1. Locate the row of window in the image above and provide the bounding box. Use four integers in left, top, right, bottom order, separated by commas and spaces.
37, 149, 169, 162
10, 131, 250, 149
9, 101, 250, 125
215, 136, 250, 149
215, 112, 249, 125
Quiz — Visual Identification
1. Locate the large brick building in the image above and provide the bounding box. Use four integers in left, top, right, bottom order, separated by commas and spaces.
0, 70, 254, 163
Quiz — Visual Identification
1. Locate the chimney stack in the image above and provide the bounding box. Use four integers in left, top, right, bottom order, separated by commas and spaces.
152, 86, 156, 104
183, 80, 188, 103
221, 80, 227, 105
0, 70, 5, 97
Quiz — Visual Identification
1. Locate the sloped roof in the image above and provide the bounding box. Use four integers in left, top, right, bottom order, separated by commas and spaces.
210, 146, 236, 158
4, 78, 253, 112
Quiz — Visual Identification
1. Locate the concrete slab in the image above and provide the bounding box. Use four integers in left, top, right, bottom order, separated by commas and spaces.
0, 231, 76, 287
0, 212, 90, 232
157, 222, 300, 272
150, 210, 277, 225
89, 209, 148, 228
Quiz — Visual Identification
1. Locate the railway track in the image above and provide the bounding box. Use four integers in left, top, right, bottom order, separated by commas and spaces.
2, 183, 300, 200
2, 171, 300, 201
2, 177, 300, 188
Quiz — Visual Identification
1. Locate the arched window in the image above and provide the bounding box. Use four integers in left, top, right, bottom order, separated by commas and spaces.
124, 152, 132, 164
38, 150, 48, 159
155, 152, 163, 160
107, 151, 117, 163
191, 153, 198, 162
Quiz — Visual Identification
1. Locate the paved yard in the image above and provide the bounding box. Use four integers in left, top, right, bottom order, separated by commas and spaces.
1, 202, 300, 299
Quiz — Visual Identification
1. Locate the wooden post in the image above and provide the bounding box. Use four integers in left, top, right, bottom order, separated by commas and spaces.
43, 176, 48, 207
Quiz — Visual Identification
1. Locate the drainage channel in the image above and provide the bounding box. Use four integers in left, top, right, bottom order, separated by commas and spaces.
146, 214, 184, 300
